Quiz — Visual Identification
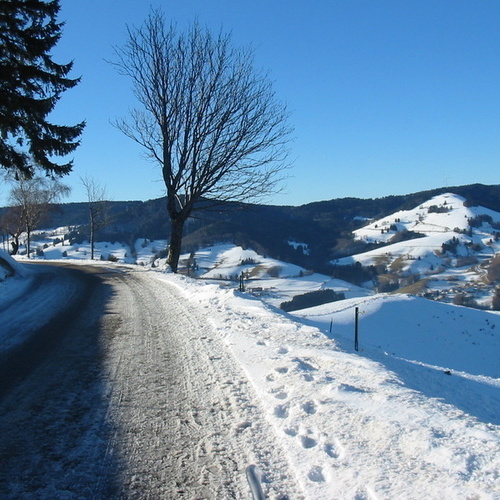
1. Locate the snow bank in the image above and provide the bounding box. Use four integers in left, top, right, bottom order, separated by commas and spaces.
0, 249, 28, 281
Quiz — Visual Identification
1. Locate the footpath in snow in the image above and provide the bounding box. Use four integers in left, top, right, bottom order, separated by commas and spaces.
154, 271, 500, 499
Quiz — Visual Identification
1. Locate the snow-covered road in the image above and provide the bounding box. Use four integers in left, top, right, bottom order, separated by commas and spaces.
0, 263, 302, 498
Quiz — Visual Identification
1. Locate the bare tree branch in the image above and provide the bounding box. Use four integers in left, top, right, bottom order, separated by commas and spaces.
111, 11, 293, 272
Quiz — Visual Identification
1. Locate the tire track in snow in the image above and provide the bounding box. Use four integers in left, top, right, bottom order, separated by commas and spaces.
96, 270, 304, 498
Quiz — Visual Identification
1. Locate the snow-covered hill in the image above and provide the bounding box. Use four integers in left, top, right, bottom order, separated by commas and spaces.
334, 193, 500, 306
4, 191, 500, 310
194, 243, 305, 279
354, 193, 499, 244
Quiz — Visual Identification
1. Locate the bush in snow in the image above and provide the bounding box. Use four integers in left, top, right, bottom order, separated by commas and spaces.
281, 289, 345, 312
331, 263, 376, 287
441, 237, 460, 255
240, 257, 258, 266
453, 293, 477, 308
267, 265, 281, 278
154, 249, 167, 260
456, 256, 478, 268
388, 230, 426, 244
468, 214, 493, 228
377, 277, 400, 293
428, 204, 451, 214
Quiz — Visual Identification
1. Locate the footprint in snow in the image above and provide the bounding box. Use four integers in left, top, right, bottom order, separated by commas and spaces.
274, 390, 288, 400
270, 387, 288, 400
338, 383, 370, 394
354, 486, 377, 500
275, 366, 289, 374
324, 439, 345, 460
278, 346, 289, 355
300, 435, 317, 449
293, 357, 318, 372
308, 466, 326, 483
235, 421, 252, 434
274, 404, 289, 419
301, 400, 317, 415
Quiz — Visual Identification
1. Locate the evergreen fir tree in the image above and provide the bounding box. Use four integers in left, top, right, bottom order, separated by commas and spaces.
0, 0, 85, 179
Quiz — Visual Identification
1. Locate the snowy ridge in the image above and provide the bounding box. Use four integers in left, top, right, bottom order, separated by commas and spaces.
354, 193, 500, 241
334, 193, 500, 307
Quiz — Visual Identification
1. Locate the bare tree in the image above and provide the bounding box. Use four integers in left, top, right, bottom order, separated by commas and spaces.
113, 11, 292, 272
81, 176, 109, 260
9, 177, 70, 256
0, 205, 24, 255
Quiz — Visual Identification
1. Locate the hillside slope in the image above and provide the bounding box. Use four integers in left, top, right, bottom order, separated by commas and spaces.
334, 193, 500, 306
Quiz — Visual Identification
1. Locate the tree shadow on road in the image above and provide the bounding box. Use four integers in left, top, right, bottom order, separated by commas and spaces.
0, 265, 124, 498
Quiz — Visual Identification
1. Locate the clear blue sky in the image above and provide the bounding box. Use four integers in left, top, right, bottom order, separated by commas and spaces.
14, 0, 500, 206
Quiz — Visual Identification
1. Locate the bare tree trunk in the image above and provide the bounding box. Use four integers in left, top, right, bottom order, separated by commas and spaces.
10, 237, 19, 255
81, 176, 108, 261
7, 177, 70, 259
89, 212, 95, 260
26, 227, 31, 257
167, 217, 185, 273
90, 225, 95, 260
